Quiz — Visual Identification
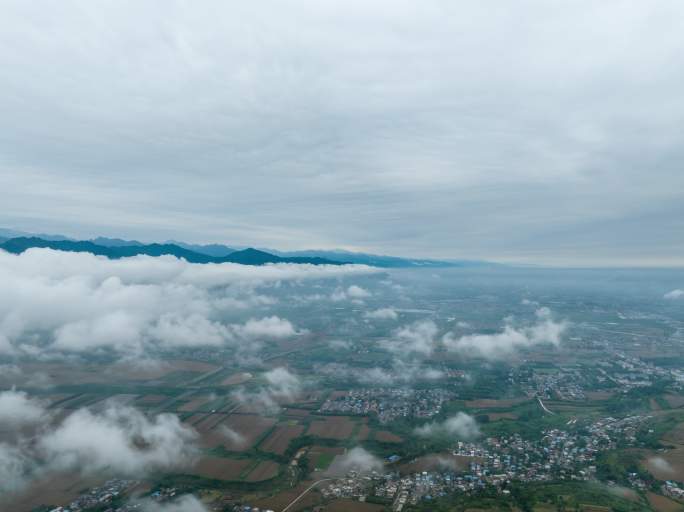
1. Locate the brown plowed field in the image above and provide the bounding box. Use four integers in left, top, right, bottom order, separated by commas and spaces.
191, 456, 251, 480
245, 460, 280, 482
260, 423, 304, 454
307, 416, 355, 439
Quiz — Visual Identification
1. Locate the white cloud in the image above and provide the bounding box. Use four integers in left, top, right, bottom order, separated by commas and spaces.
331, 284, 372, 302
664, 289, 684, 300
414, 413, 480, 441
347, 285, 371, 299
443, 308, 567, 360
647, 456, 674, 475
39, 404, 198, 475
142, 495, 208, 512
327, 447, 383, 476
0, 248, 376, 357
365, 307, 398, 320
232, 366, 302, 413
316, 362, 442, 386
236, 316, 297, 339
327, 339, 352, 350
217, 425, 246, 449
0, 443, 30, 494
382, 320, 439, 357
0, 388, 48, 428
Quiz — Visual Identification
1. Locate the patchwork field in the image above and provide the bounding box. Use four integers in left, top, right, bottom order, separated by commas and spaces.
259, 423, 305, 455
307, 416, 356, 439
245, 460, 280, 482
465, 397, 529, 409
191, 456, 251, 480
374, 430, 403, 443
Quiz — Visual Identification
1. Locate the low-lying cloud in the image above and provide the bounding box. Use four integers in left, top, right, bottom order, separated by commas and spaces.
365, 307, 398, 320
0, 398, 198, 495
331, 284, 372, 302
39, 404, 198, 475
382, 320, 439, 357
326, 446, 383, 476
664, 289, 684, 300
232, 366, 302, 413
142, 495, 208, 512
646, 456, 675, 476
414, 413, 481, 441
0, 388, 48, 428
0, 248, 376, 358
442, 308, 567, 360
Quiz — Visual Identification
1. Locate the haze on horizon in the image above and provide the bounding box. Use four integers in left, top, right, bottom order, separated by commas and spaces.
1, 1, 683, 266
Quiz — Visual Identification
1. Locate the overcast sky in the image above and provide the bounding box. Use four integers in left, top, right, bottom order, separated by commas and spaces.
1, 1, 683, 265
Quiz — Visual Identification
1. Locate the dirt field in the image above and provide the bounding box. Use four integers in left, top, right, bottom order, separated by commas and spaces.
284, 408, 311, 417
135, 394, 167, 404
179, 395, 213, 412
488, 412, 518, 421
191, 456, 251, 480
465, 397, 528, 409
221, 372, 253, 385
326, 499, 386, 511
356, 423, 371, 440
253, 480, 321, 512
216, 414, 277, 450
665, 395, 684, 409
375, 430, 403, 443
259, 423, 305, 454
307, 416, 356, 439
586, 391, 616, 400
646, 492, 684, 512
2, 471, 105, 512
244, 460, 280, 482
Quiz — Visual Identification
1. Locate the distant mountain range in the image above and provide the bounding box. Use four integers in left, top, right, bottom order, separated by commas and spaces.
0, 237, 338, 266
0, 228, 489, 267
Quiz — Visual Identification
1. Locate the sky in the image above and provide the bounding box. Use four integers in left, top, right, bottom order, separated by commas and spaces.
1, 0, 683, 266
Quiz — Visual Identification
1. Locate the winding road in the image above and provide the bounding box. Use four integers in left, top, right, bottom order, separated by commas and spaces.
281, 478, 335, 512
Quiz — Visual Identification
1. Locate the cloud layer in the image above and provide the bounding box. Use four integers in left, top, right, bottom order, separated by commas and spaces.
442, 308, 567, 360
327, 447, 384, 476
0, 248, 376, 358
414, 413, 480, 441
0, 399, 198, 495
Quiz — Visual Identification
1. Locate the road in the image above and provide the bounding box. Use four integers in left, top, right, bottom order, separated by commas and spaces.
281, 478, 334, 512
537, 396, 555, 415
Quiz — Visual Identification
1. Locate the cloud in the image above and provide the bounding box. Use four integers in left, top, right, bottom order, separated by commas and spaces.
217, 425, 246, 449
327, 339, 352, 350
347, 285, 371, 299
264, 367, 302, 399
647, 456, 674, 475
0, 388, 48, 428
38, 403, 198, 475
442, 308, 567, 360
381, 320, 439, 357
0, 248, 376, 358
142, 495, 208, 512
365, 307, 398, 320
0, 399, 198, 497
664, 289, 684, 300
316, 362, 443, 386
414, 413, 480, 441
235, 316, 297, 339
326, 447, 384, 476
331, 284, 372, 302
232, 366, 302, 413
0, 443, 30, 494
